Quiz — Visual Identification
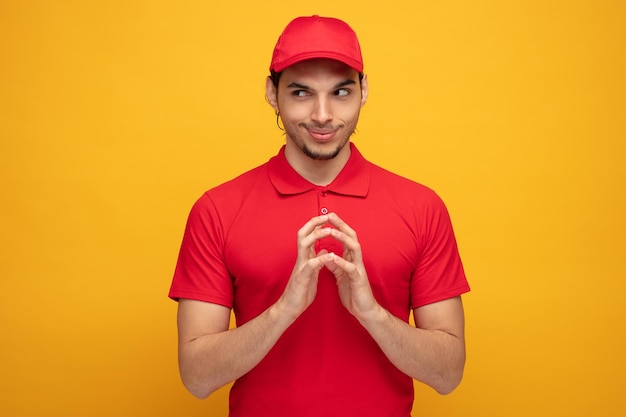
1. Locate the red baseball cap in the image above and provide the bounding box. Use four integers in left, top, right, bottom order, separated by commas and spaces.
269, 15, 363, 73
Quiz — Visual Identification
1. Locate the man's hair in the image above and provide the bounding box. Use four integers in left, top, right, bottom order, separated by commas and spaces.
269, 70, 364, 88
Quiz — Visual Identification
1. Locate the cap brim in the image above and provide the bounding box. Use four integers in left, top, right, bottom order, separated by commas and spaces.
272, 51, 363, 73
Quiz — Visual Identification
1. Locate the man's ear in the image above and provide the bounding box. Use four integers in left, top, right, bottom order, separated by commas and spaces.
265, 76, 279, 112
360, 74, 369, 108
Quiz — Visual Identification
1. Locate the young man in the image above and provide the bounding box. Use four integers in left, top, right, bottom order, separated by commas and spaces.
169, 15, 470, 417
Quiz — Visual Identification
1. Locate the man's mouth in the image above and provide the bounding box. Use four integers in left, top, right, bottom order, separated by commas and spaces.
307, 129, 337, 142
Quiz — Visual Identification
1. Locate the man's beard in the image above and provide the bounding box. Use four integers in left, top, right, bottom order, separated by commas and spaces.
301, 142, 345, 160
288, 123, 354, 161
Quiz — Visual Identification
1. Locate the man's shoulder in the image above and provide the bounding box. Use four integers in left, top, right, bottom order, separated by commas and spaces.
367, 160, 437, 196
211, 162, 270, 193
185, 160, 272, 225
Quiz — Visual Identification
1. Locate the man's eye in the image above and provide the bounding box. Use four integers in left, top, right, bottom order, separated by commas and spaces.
335, 88, 349, 97
292, 90, 309, 97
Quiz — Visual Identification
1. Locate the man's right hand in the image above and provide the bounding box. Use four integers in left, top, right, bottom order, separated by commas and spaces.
177, 214, 334, 398
275, 214, 333, 320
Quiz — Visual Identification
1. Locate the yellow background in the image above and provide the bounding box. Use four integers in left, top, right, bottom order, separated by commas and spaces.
2, 1, 624, 416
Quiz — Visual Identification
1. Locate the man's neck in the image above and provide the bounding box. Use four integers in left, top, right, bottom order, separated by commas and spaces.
284, 143, 351, 186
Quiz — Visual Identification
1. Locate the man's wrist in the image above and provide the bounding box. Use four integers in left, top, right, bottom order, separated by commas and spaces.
357, 303, 388, 329
269, 297, 301, 328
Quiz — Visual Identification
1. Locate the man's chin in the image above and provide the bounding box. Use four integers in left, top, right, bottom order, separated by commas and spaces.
303, 148, 340, 161
302, 142, 346, 161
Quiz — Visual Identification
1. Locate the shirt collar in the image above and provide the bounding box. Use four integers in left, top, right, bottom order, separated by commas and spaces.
268, 142, 370, 197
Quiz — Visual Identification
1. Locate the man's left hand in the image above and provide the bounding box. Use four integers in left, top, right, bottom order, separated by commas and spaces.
321, 212, 381, 322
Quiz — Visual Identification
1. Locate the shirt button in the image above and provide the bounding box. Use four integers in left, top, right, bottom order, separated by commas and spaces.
320, 207, 328, 215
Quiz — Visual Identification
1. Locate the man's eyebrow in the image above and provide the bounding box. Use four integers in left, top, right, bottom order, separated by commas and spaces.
286, 82, 309, 89
334, 79, 357, 89
286, 79, 357, 90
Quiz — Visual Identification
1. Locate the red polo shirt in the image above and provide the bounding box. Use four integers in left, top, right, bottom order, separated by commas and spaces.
170, 143, 469, 417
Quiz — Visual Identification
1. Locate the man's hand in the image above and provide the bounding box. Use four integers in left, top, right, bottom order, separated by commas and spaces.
276, 214, 333, 320
320, 213, 466, 394
176, 215, 334, 398
321, 212, 381, 322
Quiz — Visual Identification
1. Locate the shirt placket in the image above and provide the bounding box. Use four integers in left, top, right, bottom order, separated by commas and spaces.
315, 187, 342, 254
318, 187, 329, 216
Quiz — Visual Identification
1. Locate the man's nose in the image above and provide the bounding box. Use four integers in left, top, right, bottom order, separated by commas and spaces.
311, 97, 333, 124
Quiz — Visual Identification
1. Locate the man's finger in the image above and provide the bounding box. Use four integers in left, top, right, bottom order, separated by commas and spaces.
296, 215, 331, 257
327, 212, 357, 239
322, 252, 358, 277
328, 228, 363, 264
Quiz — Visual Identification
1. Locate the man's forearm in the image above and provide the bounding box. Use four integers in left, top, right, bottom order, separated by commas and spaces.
178, 218, 333, 399
359, 304, 466, 395
179, 302, 296, 399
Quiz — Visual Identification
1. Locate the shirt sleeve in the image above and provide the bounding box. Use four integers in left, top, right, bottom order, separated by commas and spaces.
410, 191, 470, 309
168, 193, 234, 308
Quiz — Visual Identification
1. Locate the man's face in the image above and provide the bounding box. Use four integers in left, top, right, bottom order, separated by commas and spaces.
267, 58, 368, 161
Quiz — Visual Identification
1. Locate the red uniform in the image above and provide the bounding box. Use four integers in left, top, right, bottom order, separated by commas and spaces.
170, 143, 470, 417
